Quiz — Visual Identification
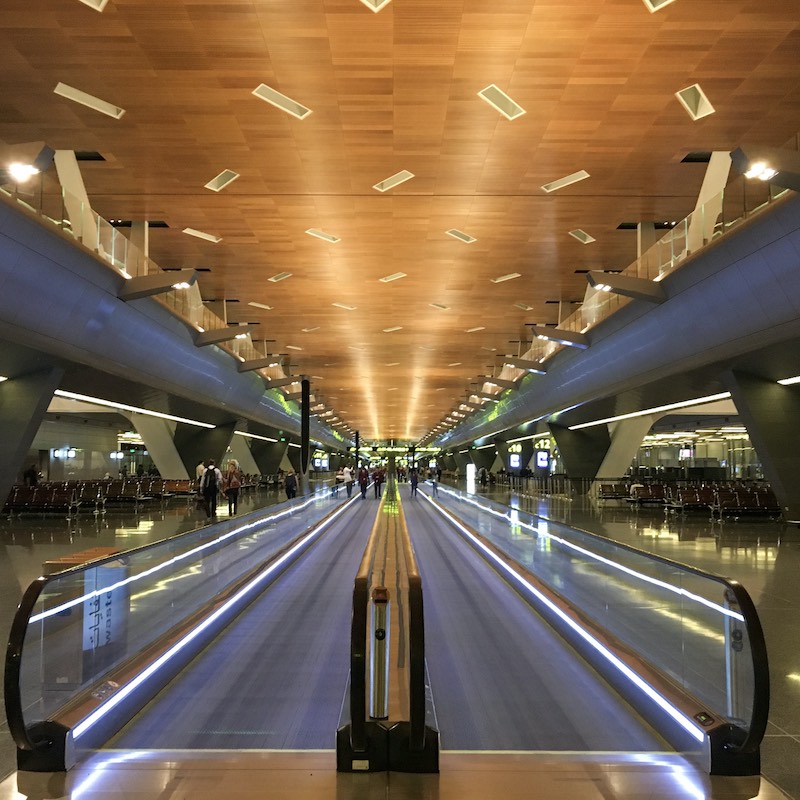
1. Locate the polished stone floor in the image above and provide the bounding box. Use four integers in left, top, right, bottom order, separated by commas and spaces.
0, 481, 797, 800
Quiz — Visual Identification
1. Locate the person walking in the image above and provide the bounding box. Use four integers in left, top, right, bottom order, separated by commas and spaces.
358, 465, 369, 499
200, 459, 223, 519
285, 470, 298, 500
342, 464, 354, 498
409, 467, 419, 497
429, 468, 439, 497
223, 460, 243, 515
373, 466, 384, 498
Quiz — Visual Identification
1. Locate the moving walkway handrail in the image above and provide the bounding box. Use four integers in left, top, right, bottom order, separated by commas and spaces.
432, 486, 769, 761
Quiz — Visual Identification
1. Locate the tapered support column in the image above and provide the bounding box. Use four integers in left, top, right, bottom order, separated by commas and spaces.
247, 439, 288, 476
173, 421, 237, 476
124, 413, 190, 479
549, 423, 612, 494
227, 434, 261, 475
0, 366, 65, 504
724, 370, 800, 522
595, 415, 657, 480
453, 450, 472, 476
299, 378, 311, 496
471, 446, 496, 472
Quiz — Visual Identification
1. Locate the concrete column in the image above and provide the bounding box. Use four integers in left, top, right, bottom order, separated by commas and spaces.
300, 378, 311, 495
724, 370, 800, 522
227, 434, 261, 475
248, 439, 289, 475
549, 422, 612, 494
286, 441, 302, 473
471, 446, 496, 471
173, 421, 237, 476
0, 365, 65, 503
124, 413, 189, 479
53, 150, 98, 248
129, 220, 150, 279
687, 151, 732, 253
595, 415, 657, 480
637, 222, 657, 258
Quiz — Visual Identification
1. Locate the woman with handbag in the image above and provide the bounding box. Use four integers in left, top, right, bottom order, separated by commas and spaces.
223, 460, 243, 515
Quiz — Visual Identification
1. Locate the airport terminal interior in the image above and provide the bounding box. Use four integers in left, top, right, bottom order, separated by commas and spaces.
1, 0, 800, 798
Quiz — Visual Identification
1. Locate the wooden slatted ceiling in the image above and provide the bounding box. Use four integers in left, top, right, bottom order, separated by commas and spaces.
1, 0, 799, 441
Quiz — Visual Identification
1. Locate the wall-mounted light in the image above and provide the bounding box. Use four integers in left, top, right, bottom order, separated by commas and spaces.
528, 324, 589, 349
500, 356, 547, 375
586, 270, 667, 304
730, 145, 800, 192
194, 324, 256, 347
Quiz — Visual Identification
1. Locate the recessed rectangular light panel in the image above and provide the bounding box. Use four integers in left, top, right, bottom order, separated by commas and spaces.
252, 84, 312, 120
248, 302, 273, 310
334, 303, 357, 310
642, 0, 677, 11
569, 229, 596, 244
268, 272, 292, 282
79, 0, 110, 10
183, 227, 222, 243
478, 85, 526, 120
359, 0, 392, 11
379, 272, 407, 283
675, 84, 715, 121
541, 170, 590, 193
466, 326, 485, 333
305, 228, 341, 243
491, 273, 521, 283
205, 170, 240, 192
446, 229, 477, 244
373, 170, 415, 192
514, 302, 533, 311
53, 82, 125, 119
383, 326, 402, 332
430, 303, 449, 310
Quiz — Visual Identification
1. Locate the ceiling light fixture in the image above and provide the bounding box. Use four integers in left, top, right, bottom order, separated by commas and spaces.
373, 170, 415, 192
383, 326, 403, 332
183, 227, 222, 244
205, 170, 240, 192
541, 170, 590, 193
586, 270, 667, 303
248, 302, 273, 311
465, 326, 485, 333
490, 273, 521, 284
569, 229, 596, 244
477, 84, 526, 120
53, 82, 125, 119
305, 228, 341, 243
358, 0, 392, 10
446, 229, 477, 244
334, 303, 357, 311
379, 272, 407, 283
430, 303, 449, 310
7, 163, 39, 183
675, 84, 715, 121
268, 272, 292, 283
252, 84, 313, 119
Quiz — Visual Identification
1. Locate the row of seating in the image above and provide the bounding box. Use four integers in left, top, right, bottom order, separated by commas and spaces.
596, 482, 782, 520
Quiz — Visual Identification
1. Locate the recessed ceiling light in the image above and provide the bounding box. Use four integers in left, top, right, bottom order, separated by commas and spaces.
466, 326, 485, 333
448, 362, 461, 366
302, 326, 320, 333
248, 301, 273, 311
334, 302, 357, 310
446, 229, 477, 244
286, 345, 303, 351
79, 0, 110, 9
541, 170, 590, 193
429, 303, 450, 311
348, 345, 365, 351
183, 227, 222, 243
514, 302, 533, 311
675, 84, 715, 121
373, 170, 415, 192
379, 272, 407, 283
268, 272, 292, 282
569, 229, 596, 244
387, 387, 399, 391
306, 228, 341, 243
490, 273, 521, 283
252, 83, 312, 119
386, 362, 400, 366
383, 326, 403, 332
205, 169, 240, 192
642, 0, 677, 10
477, 84, 526, 120
359, 0, 392, 11
53, 82, 125, 119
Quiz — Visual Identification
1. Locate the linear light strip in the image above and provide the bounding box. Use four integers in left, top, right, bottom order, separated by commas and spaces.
72, 494, 359, 739
234, 431, 278, 443
435, 486, 742, 621
53, 82, 125, 119
53, 390, 215, 429
420, 491, 706, 744
568, 392, 732, 430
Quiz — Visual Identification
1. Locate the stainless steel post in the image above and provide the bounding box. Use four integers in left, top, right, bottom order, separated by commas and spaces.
369, 586, 390, 720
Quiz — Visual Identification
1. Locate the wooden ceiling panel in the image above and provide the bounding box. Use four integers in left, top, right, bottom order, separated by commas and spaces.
1, 0, 799, 441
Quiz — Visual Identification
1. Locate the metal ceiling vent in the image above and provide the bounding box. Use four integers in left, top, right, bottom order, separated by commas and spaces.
373, 170, 415, 192
252, 84, 313, 120
205, 170, 240, 192
642, 0, 677, 11
446, 229, 477, 243
359, 0, 392, 11
675, 84, 715, 121
541, 170, 590, 193
53, 82, 125, 119
569, 229, 596, 244
477, 85, 526, 120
